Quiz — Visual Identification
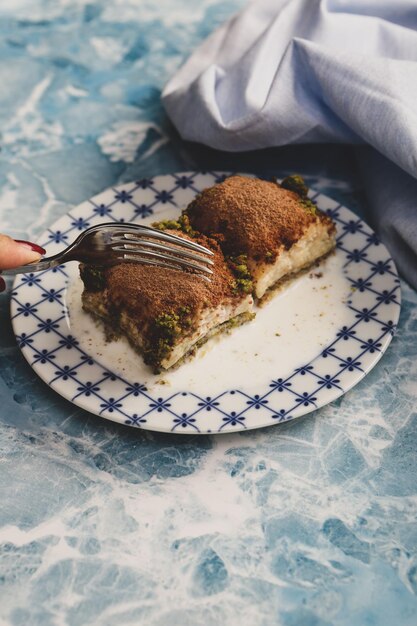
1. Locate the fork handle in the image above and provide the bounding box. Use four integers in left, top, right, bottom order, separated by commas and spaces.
1, 256, 64, 276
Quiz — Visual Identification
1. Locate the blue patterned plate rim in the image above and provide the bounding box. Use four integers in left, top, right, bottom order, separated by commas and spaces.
10, 172, 401, 434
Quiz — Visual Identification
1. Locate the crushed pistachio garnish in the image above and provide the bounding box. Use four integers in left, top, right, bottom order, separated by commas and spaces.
227, 254, 253, 294
299, 197, 317, 215
281, 174, 309, 197
152, 214, 197, 236
281, 174, 317, 215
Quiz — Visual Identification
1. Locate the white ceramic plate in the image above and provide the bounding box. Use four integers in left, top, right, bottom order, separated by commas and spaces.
11, 172, 401, 434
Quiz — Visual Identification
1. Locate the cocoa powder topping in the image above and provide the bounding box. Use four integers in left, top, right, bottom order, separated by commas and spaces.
186, 175, 330, 260
104, 232, 241, 328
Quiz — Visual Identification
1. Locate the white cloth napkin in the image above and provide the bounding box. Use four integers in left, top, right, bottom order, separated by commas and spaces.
163, 0, 417, 288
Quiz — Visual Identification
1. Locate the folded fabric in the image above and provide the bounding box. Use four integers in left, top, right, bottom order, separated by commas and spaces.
162, 0, 417, 289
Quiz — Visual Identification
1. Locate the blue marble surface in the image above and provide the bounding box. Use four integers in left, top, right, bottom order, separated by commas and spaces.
0, 2, 417, 625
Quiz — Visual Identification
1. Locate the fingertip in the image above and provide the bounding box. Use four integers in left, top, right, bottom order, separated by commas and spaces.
0, 235, 45, 269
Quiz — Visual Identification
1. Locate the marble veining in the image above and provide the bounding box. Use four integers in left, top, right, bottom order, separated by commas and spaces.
0, 1, 417, 625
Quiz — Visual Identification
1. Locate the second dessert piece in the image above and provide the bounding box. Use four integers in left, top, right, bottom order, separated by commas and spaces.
184, 175, 336, 299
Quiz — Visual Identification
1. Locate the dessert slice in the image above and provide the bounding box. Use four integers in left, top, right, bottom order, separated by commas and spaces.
80, 232, 254, 372
184, 175, 336, 300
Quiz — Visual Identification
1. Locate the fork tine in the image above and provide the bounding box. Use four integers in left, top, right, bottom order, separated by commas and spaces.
2, 222, 216, 278
120, 252, 213, 277
104, 224, 214, 256
110, 237, 215, 266
117, 248, 214, 274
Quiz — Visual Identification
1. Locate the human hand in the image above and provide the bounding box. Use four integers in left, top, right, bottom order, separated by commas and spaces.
0, 235, 46, 292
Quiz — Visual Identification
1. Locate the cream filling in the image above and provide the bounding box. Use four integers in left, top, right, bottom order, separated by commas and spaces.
161, 295, 253, 369
253, 222, 335, 299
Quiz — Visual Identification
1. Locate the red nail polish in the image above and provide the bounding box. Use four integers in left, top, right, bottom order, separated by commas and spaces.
0, 277, 5, 292
15, 240, 46, 255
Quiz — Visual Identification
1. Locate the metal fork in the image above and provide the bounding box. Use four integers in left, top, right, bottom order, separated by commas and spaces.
2, 223, 214, 278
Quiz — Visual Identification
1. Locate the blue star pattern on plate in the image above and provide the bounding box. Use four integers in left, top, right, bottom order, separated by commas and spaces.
10, 172, 401, 434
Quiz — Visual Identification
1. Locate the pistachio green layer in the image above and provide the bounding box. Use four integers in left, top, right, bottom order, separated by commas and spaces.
227, 254, 254, 294
144, 307, 192, 366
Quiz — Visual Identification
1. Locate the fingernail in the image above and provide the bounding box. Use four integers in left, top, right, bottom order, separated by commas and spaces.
0, 277, 5, 292
15, 240, 46, 255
